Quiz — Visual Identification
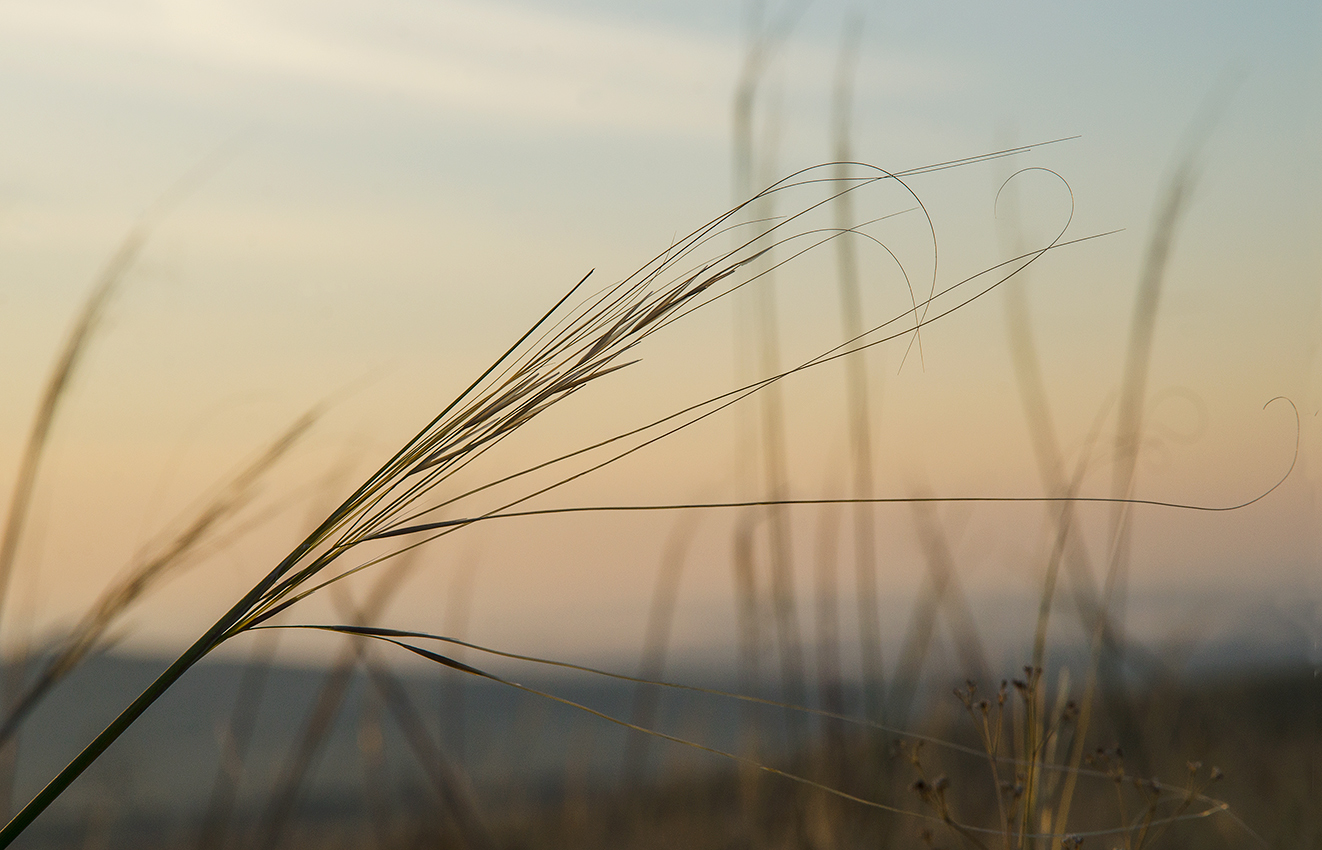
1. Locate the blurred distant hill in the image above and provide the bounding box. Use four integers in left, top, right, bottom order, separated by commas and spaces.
4, 617, 1319, 848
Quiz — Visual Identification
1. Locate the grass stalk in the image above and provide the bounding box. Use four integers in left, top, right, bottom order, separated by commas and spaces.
0, 228, 147, 815
358, 681, 391, 849
831, 9, 888, 725
0, 144, 1160, 845
750, 112, 810, 754
440, 553, 480, 767
994, 163, 1161, 836
360, 651, 495, 850
1095, 150, 1201, 786
733, 0, 809, 755
892, 499, 991, 730
0, 229, 139, 633
623, 512, 701, 782
730, 514, 765, 840
810, 490, 844, 745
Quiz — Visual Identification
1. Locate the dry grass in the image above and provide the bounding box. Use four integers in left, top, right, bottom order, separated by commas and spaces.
0, 130, 1310, 849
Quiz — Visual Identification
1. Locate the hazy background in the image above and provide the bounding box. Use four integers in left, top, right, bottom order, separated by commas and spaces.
0, 0, 1318, 675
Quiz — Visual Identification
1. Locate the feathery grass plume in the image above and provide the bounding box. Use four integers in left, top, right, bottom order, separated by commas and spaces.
0, 235, 128, 818
0, 142, 1103, 843
0, 231, 131, 632
0, 146, 233, 817
0, 184, 218, 814
0, 226, 146, 820
0, 143, 235, 639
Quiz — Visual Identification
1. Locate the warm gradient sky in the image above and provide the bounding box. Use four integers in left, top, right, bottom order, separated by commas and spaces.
0, 0, 1318, 669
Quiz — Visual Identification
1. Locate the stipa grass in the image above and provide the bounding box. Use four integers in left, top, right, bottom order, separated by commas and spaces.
0, 145, 1292, 846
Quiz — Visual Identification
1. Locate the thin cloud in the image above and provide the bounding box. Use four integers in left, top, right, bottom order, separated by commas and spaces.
0, 0, 963, 138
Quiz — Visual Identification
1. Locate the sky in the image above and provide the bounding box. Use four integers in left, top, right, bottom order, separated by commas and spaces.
0, 0, 1318, 673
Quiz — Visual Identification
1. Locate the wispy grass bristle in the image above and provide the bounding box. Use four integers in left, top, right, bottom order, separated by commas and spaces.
0, 141, 1291, 847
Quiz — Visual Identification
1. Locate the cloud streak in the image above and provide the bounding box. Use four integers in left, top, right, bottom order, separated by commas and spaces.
0, 0, 960, 138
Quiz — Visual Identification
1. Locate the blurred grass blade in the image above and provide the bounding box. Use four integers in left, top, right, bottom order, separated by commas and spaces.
0, 408, 315, 747
623, 511, 701, 782
889, 499, 990, 729
0, 145, 1134, 845
258, 622, 1239, 843
360, 655, 495, 850
0, 228, 142, 634
197, 628, 278, 850
252, 550, 422, 850
832, 9, 887, 725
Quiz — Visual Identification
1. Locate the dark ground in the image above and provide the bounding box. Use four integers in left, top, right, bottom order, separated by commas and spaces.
4, 650, 1319, 849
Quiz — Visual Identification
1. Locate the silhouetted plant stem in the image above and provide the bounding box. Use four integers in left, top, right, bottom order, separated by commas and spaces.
831, 10, 887, 725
